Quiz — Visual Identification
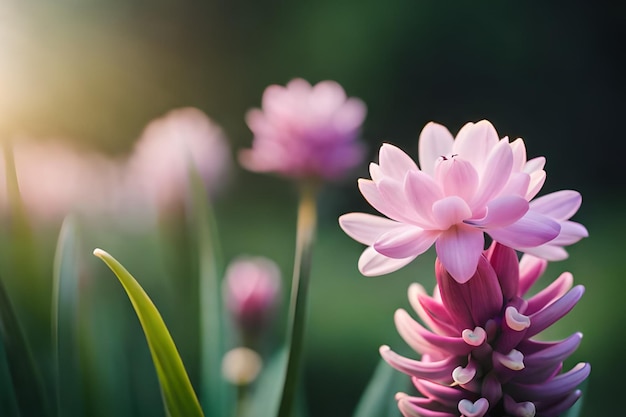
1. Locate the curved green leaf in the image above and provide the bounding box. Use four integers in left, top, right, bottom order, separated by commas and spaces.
0, 275, 51, 417
0, 330, 20, 417
188, 164, 233, 417
52, 216, 84, 416
353, 358, 408, 417
93, 249, 204, 417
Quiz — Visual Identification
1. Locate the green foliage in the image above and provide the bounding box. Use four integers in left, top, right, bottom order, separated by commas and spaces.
353, 358, 407, 417
0, 274, 51, 417
93, 249, 204, 417
52, 216, 84, 415
188, 164, 234, 417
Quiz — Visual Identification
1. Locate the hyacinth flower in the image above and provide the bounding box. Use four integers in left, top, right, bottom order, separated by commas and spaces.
222, 256, 282, 344
240, 78, 366, 417
381, 242, 589, 417
239, 78, 367, 182
339, 120, 588, 283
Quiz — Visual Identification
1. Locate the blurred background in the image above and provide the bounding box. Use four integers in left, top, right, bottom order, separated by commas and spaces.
1, 0, 624, 416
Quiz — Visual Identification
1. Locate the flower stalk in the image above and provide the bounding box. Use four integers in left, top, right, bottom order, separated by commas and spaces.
276, 182, 318, 417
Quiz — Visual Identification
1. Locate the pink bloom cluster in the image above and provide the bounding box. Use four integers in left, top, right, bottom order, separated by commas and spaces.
239, 78, 367, 181
382, 243, 589, 417
340, 120, 587, 283
222, 256, 282, 339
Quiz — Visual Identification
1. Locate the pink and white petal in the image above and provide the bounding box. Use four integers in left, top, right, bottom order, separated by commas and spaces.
499, 172, 531, 198
518, 244, 569, 261
523, 156, 546, 173
529, 190, 582, 220
435, 158, 479, 201
432, 196, 472, 230
374, 226, 440, 259
418, 122, 454, 175
358, 246, 417, 276
358, 178, 407, 222
509, 138, 527, 172
466, 195, 529, 228
471, 139, 514, 207
487, 211, 560, 248
368, 162, 383, 182
377, 178, 421, 223
338, 212, 403, 245
548, 221, 588, 245
518, 254, 548, 296
435, 226, 484, 283
404, 170, 444, 225
525, 169, 546, 200
378, 143, 419, 181
452, 120, 499, 171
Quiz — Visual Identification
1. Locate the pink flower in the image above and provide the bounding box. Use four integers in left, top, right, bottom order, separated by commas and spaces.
339, 120, 587, 283
382, 243, 589, 417
222, 256, 282, 338
239, 78, 367, 181
1, 137, 123, 223
123, 107, 231, 216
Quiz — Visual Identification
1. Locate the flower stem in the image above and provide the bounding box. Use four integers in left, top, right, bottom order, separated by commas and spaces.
276, 183, 318, 417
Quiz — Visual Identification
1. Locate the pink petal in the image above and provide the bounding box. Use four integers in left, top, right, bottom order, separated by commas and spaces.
435, 158, 479, 202
518, 254, 548, 296
374, 226, 439, 259
523, 156, 546, 173
487, 210, 560, 248
418, 122, 454, 175
526, 169, 546, 200
377, 178, 420, 223
358, 247, 416, 276
358, 179, 408, 222
452, 120, 499, 171
549, 221, 588, 245
338, 212, 402, 245
517, 244, 569, 261
499, 172, 531, 197
435, 226, 484, 283
378, 143, 418, 181
471, 139, 514, 207
432, 196, 472, 230
529, 190, 582, 220
466, 195, 529, 228
404, 170, 444, 226
509, 138, 527, 172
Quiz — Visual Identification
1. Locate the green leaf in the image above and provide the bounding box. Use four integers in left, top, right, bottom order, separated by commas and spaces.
0, 275, 51, 417
245, 347, 287, 417
0, 329, 20, 417
93, 248, 204, 417
188, 164, 233, 417
353, 358, 408, 417
52, 216, 84, 416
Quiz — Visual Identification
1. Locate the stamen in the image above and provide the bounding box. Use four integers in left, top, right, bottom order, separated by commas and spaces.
458, 398, 489, 417
505, 306, 531, 331
452, 362, 477, 385
494, 349, 525, 371
462, 327, 487, 346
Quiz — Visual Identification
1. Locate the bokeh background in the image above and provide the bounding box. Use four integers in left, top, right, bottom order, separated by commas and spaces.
1, 1, 624, 416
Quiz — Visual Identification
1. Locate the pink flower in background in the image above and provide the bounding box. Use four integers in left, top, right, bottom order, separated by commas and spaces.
382, 243, 589, 417
339, 120, 587, 283
1, 137, 123, 223
124, 107, 231, 215
239, 78, 367, 181
223, 256, 282, 339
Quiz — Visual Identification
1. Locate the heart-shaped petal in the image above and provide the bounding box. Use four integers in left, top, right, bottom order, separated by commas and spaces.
458, 397, 489, 417
462, 327, 487, 346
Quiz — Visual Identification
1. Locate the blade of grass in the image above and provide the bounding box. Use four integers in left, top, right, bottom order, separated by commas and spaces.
0, 329, 20, 417
276, 183, 318, 417
353, 358, 408, 417
52, 216, 83, 416
93, 248, 204, 417
0, 275, 52, 417
188, 165, 233, 417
